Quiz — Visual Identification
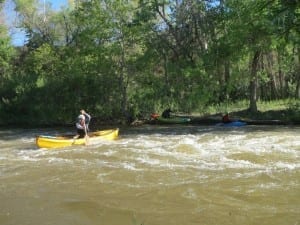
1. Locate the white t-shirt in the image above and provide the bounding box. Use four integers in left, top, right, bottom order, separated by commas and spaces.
76, 115, 85, 129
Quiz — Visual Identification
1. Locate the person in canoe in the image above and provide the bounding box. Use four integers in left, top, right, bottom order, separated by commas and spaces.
222, 112, 231, 124
162, 108, 172, 118
81, 109, 91, 132
74, 109, 91, 139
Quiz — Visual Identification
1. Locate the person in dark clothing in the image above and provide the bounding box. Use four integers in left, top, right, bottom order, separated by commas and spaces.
162, 108, 172, 118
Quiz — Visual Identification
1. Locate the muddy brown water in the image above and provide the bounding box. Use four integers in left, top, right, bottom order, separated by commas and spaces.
0, 125, 299, 225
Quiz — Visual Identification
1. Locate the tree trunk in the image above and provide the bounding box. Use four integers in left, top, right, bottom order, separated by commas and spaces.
267, 52, 278, 99
119, 40, 129, 122
296, 47, 300, 98
277, 50, 285, 98
249, 50, 261, 113
224, 60, 230, 101
224, 60, 230, 83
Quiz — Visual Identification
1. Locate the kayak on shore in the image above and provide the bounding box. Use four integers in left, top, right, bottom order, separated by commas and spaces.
149, 113, 191, 124
156, 116, 191, 124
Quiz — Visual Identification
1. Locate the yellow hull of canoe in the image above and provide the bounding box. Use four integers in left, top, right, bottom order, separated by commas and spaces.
36, 128, 119, 149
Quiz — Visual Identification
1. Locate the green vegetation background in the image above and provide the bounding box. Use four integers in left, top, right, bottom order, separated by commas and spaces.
0, 0, 299, 127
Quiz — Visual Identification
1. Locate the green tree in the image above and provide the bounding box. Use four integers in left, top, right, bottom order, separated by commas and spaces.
0, 13, 15, 124
1, 0, 299, 125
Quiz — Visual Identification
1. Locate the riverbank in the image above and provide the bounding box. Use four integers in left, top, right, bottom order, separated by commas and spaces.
1, 100, 299, 128
144, 99, 300, 126
187, 109, 300, 125
133, 101, 300, 126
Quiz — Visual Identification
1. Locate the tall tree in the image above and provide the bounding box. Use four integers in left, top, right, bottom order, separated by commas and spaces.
0, 1, 15, 123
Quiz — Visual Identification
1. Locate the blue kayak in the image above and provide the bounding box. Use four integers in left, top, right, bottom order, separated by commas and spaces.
217, 121, 247, 127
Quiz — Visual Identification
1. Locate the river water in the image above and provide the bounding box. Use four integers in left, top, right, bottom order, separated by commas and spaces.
0, 125, 299, 225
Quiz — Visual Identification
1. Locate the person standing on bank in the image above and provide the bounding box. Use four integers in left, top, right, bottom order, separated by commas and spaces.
74, 109, 91, 139
162, 108, 172, 118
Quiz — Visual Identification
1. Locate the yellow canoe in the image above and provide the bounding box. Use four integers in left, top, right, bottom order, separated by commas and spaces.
36, 128, 119, 149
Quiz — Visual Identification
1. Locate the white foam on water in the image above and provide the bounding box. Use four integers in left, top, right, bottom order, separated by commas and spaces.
121, 161, 138, 170
2, 127, 299, 184
47, 157, 74, 164
272, 161, 300, 170
117, 129, 300, 174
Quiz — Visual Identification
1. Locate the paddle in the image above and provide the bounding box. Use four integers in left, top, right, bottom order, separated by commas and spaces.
84, 125, 89, 145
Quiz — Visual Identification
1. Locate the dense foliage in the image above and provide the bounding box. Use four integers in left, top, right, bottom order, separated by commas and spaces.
0, 0, 299, 125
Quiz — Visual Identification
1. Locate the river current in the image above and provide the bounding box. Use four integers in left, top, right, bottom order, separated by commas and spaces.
0, 125, 299, 225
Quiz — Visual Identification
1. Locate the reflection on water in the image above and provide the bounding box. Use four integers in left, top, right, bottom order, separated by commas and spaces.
0, 125, 299, 225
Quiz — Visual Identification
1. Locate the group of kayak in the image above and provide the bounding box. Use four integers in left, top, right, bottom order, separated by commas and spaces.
150, 109, 246, 126
36, 109, 246, 149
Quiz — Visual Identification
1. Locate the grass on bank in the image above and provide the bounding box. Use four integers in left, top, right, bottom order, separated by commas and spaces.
194, 98, 300, 123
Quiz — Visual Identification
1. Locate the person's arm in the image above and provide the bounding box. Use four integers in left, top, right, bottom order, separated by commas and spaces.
84, 112, 91, 121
